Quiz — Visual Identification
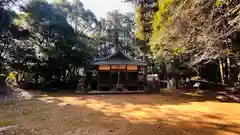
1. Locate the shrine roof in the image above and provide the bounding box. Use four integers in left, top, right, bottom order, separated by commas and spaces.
92, 50, 146, 66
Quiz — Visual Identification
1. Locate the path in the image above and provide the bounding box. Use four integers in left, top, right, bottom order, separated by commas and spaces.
0, 94, 5, 103
1, 91, 240, 135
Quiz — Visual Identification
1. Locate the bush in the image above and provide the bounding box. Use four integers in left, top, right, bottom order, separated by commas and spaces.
187, 80, 226, 90
18, 81, 38, 90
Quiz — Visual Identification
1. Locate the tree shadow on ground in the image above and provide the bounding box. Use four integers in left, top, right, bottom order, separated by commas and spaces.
41, 89, 229, 106
2, 91, 240, 135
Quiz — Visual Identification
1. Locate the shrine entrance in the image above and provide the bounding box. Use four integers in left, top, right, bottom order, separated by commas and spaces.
91, 50, 146, 91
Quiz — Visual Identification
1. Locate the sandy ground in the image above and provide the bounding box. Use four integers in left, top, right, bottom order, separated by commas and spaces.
1, 91, 240, 135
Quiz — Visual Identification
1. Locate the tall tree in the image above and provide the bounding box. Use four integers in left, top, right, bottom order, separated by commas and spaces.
125, 0, 158, 82
126, 0, 240, 87
98, 10, 137, 57
5, 0, 99, 84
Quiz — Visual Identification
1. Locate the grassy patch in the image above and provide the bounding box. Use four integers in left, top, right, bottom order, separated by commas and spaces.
0, 119, 16, 127
5, 100, 16, 106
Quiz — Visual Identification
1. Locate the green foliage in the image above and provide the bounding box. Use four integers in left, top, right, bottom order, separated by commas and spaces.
14, 13, 30, 26
103, 10, 137, 55
53, 0, 64, 4
135, 5, 145, 40
8, 72, 16, 81
130, 0, 240, 85
0, 120, 16, 126
216, 0, 224, 7
173, 46, 185, 56
150, 0, 189, 62
0, 0, 101, 88
153, 0, 174, 32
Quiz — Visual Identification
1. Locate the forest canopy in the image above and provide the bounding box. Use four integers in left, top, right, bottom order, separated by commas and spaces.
0, 0, 240, 89
126, 0, 240, 87
0, 0, 140, 89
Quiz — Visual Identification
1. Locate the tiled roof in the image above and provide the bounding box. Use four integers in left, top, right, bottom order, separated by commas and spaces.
92, 50, 147, 66
92, 60, 146, 65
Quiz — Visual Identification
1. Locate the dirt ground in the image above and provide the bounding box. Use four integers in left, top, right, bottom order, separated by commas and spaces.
1, 90, 240, 135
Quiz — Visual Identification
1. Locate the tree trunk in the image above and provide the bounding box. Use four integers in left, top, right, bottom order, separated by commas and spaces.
34, 72, 39, 84
143, 55, 148, 80
238, 73, 240, 85
15, 72, 19, 84
176, 76, 180, 89
140, 2, 148, 83
219, 58, 225, 85
15, 41, 20, 84
226, 56, 232, 85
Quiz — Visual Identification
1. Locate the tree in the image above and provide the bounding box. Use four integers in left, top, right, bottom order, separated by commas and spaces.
126, 0, 240, 88
53, 0, 102, 58
125, 0, 158, 83
54, 0, 99, 35
0, 0, 31, 75
0, 0, 100, 87
150, 0, 240, 86
98, 10, 138, 57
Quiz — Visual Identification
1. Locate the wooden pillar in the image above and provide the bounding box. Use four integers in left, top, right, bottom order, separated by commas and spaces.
97, 68, 99, 91
109, 70, 111, 90
125, 69, 128, 90
117, 71, 120, 84
137, 66, 140, 90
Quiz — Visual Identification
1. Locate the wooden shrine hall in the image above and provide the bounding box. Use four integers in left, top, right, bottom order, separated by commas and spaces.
91, 50, 146, 91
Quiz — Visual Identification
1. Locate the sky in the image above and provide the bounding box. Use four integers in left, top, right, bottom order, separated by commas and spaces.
80, 0, 135, 19
14, 0, 134, 20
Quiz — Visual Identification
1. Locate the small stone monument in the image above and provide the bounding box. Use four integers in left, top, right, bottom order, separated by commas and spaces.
115, 84, 123, 91
193, 82, 201, 90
